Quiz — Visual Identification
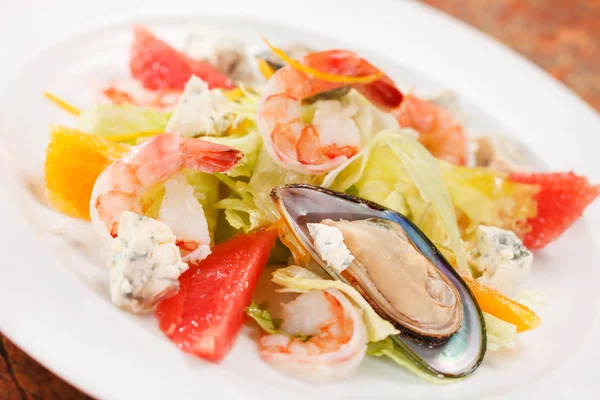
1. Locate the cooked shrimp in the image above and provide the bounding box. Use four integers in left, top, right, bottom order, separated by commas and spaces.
259, 288, 367, 382
257, 50, 403, 174
100, 80, 181, 109
394, 95, 467, 165
89, 133, 242, 258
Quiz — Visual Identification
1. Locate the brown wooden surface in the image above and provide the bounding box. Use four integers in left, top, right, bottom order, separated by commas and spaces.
1, 1, 599, 399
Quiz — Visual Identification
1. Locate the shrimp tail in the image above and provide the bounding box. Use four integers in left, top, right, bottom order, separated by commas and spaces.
354, 78, 403, 111
302, 50, 403, 111
180, 138, 243, 173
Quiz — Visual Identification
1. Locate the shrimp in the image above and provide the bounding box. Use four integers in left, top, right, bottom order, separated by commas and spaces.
89, 133, 242, 259
100, 80, 181, 109
394, 95, 467, 165
259, 289, 367, 382
257, 50, 403, 174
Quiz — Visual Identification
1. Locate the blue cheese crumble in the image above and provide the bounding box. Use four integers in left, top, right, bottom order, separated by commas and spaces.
108, 211, 188, 313
165, 75, 237, 137
474, 225, 533, 298
307, 222, 354, 273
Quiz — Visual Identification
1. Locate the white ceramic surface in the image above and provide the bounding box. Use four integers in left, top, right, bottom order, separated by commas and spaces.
0, 1, 599, 399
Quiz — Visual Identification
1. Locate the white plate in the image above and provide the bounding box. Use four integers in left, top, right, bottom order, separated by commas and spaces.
1, 1, 599, 399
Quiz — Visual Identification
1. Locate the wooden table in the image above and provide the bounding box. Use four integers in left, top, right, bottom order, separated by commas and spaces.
1, 0, 598, 398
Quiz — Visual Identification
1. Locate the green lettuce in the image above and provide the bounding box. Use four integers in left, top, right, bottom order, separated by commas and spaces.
247, 147, 316, 221
214, 174, 269, 233
214, 147, 315, 233
484, 312, 517, 351
271, 266, 398, 342
367, 338, 460, 385
76, 104, 170, 140
323, 129, 471, 277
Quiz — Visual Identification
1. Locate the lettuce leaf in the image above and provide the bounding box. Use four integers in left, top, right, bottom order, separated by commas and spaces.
271, 265, 399, 342
246, 301, 283, 334
323, 129, 471, 277
367, 338, 460, 385
439, 163, 538, 240
214, 174, 269, 233
515, 289, 546, 312
76, 104, 170, 141
247, 147, 316, 221
483, 312, 517, 351
215, 147, 315, 233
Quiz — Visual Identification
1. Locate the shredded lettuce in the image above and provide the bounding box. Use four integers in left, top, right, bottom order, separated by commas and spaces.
76, 104, 170, 141
323, 129, 471, 277
229, 84, 263, 120
484, 312, 517, 351
367, 338, 460, 385
439, 163, 538, 240
515, 289, 546, 312
212, 144, 315, 234
246, 301, 283, 334
248, 147, 317, 221
214, 174, 269, 233
271, 265, 398, 342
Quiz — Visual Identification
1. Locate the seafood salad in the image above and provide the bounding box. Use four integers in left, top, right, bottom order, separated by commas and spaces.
42, 25, 600, 383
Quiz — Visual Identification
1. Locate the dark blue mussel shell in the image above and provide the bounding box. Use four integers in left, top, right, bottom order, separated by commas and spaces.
271, 184, 486, 378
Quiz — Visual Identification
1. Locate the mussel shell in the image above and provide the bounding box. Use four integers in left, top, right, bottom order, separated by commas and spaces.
270, 184, 486, 378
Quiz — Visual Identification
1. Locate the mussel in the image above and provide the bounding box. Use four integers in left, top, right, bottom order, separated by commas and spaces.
255, 45, 351, 103
270, 184, 486, 378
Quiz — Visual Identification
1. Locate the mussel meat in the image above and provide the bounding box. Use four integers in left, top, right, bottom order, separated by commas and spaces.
321, 218, 463, 344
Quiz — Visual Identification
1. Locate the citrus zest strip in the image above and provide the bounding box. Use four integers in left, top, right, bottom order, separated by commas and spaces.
43, 92, 81, 116
261, 35, 383, 84
256, 58, 276, 80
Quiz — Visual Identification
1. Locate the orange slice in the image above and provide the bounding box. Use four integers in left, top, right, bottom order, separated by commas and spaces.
463, 276, 541, 332
44, 125, 130, 220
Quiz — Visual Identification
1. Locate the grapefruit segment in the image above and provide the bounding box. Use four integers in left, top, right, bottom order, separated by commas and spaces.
509, 172, 600, 250
130, 25, 233, 91
156, 229, 278, 361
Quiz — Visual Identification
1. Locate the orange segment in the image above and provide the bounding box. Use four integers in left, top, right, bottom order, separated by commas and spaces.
463, 275, 541, 333
44, 125, 130, 220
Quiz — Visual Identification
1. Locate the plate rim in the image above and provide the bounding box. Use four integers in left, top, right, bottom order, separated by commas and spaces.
1, 1, 599, 399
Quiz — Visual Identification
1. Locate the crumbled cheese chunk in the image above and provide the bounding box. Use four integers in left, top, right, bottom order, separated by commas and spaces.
307, 223, 354, 273
474, 225, 533, 298
108, 211, 188, 313
165, 75, 237, 137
